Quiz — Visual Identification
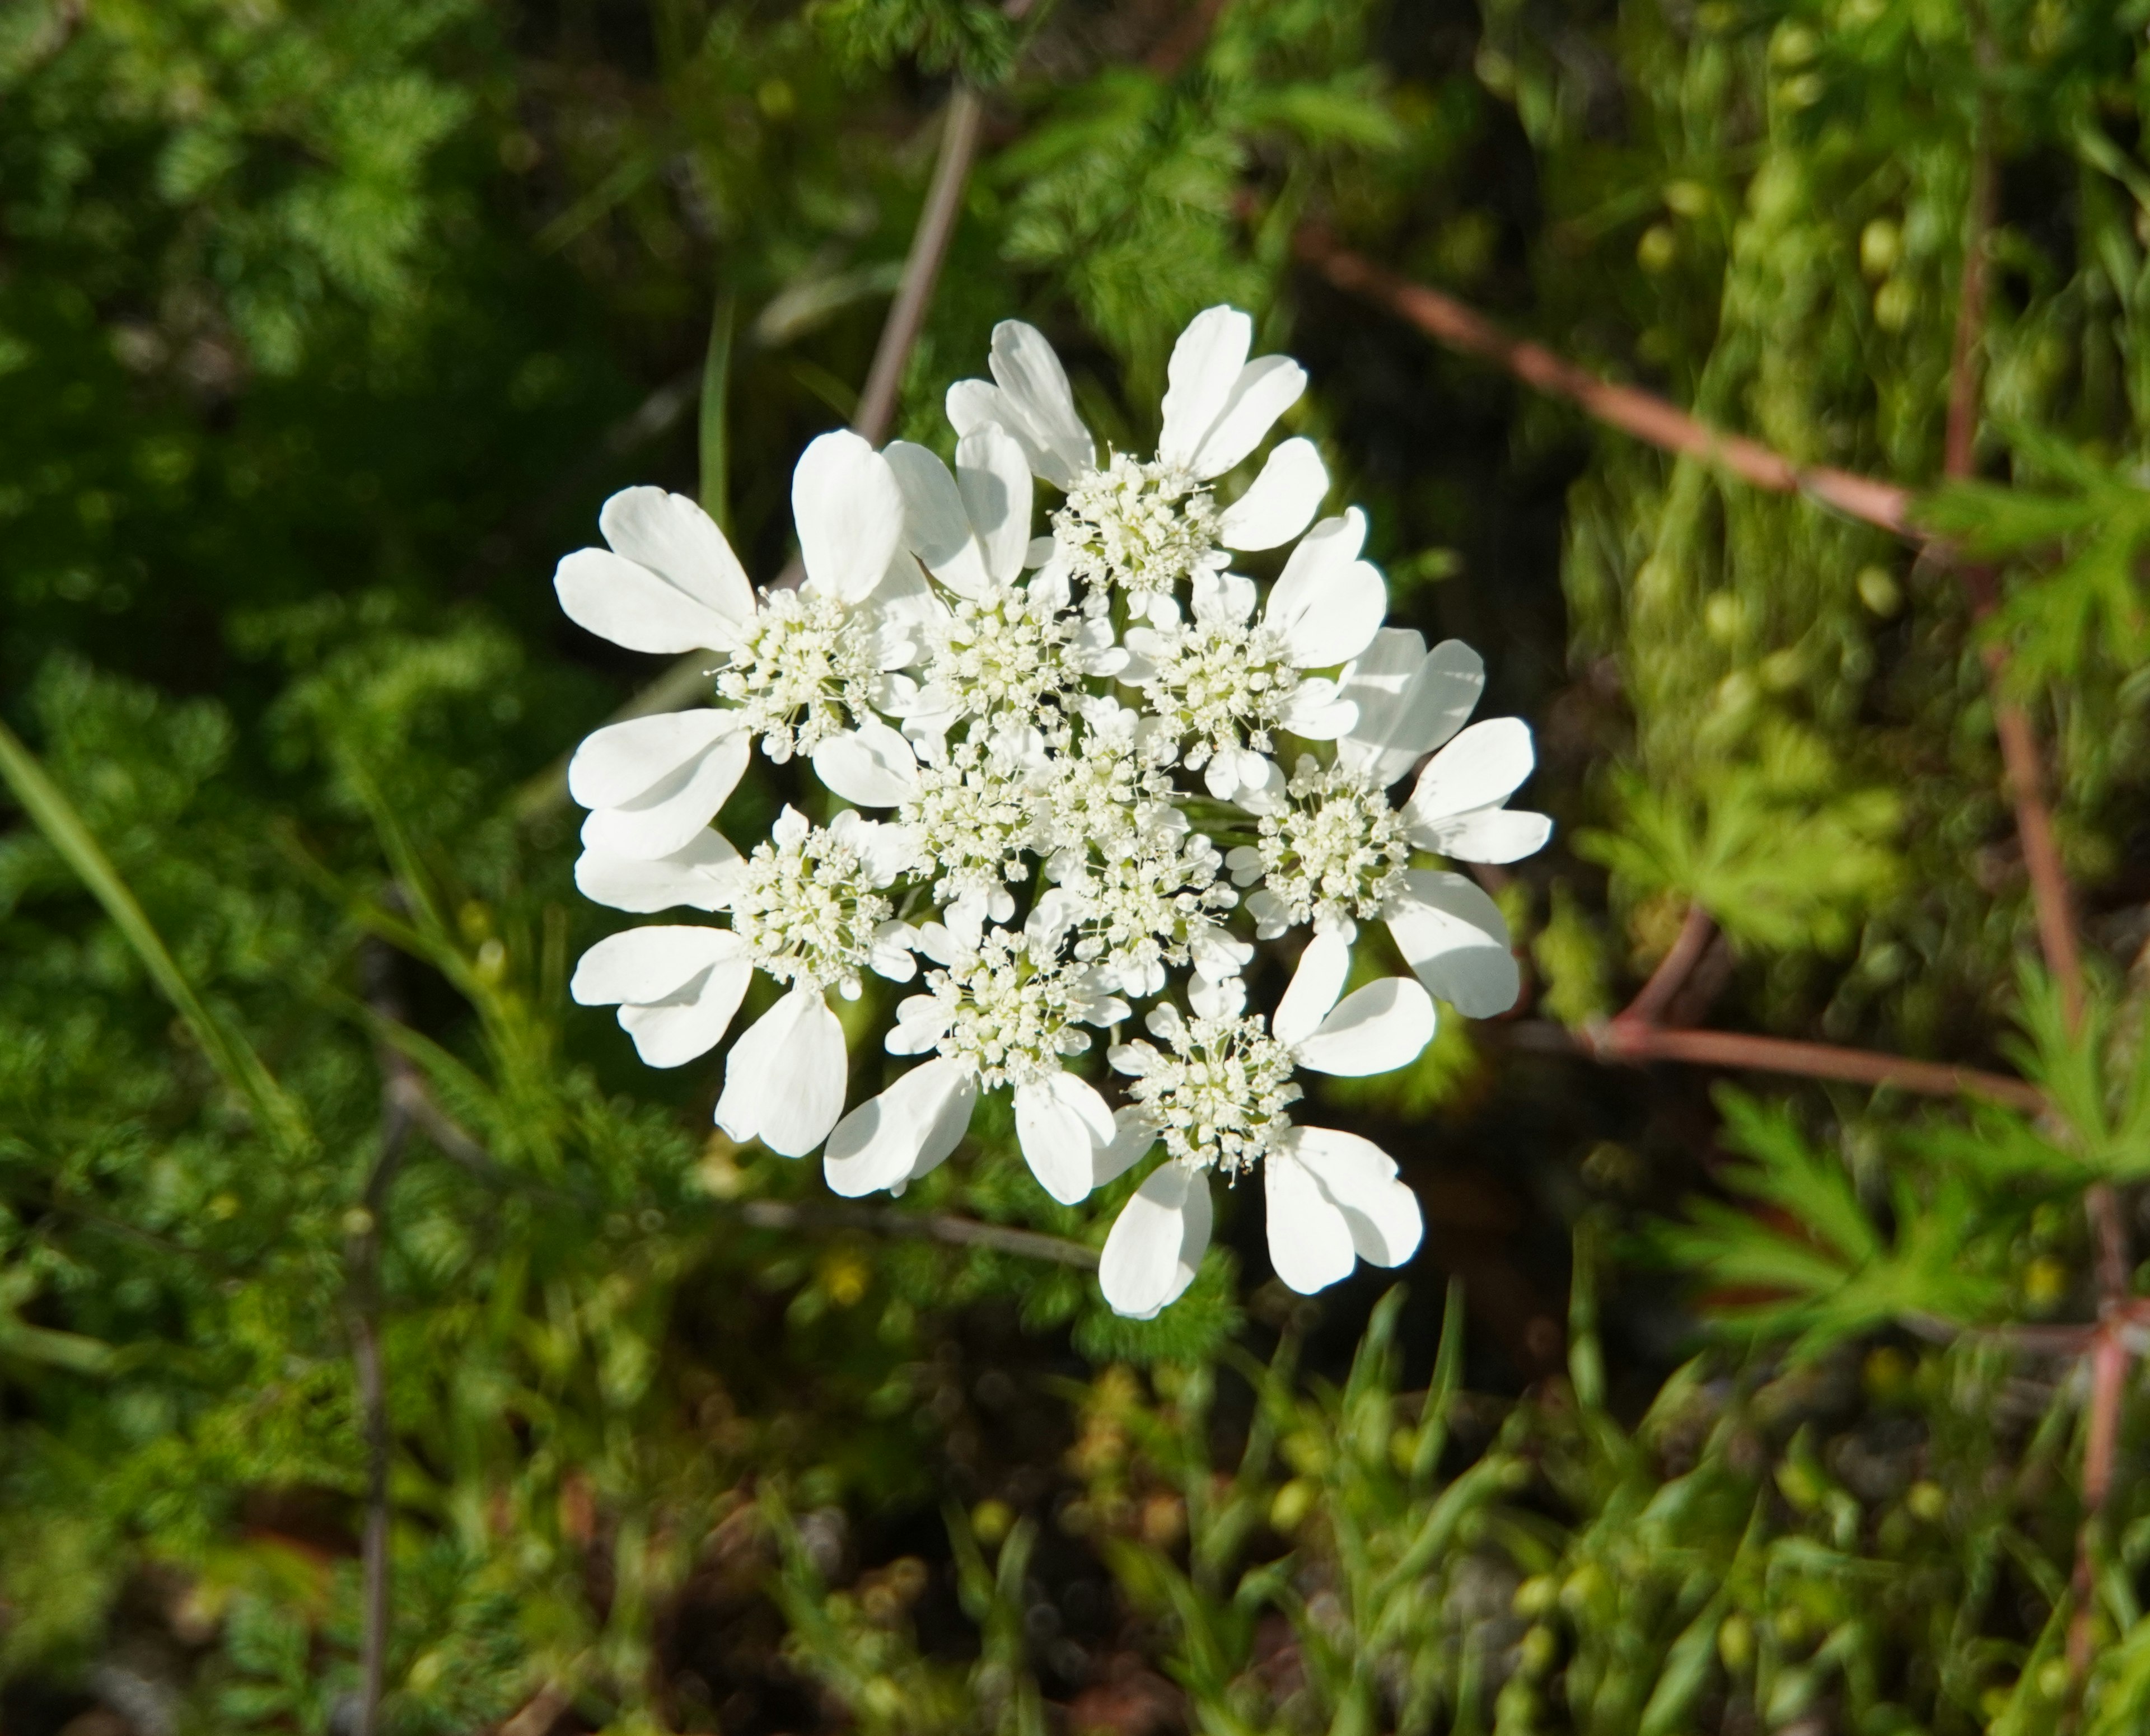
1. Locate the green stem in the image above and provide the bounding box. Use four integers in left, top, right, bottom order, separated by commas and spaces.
0, 717, 311, 1158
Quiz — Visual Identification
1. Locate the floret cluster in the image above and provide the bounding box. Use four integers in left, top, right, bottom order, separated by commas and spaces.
558, 308, 1550, 1316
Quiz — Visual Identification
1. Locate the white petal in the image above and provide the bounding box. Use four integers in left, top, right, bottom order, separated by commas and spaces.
1233, 755, 1288, 816
1014, 1072, 1117, 1205
980, 322, 1095, 486
824, 1057, 978, 1197
1157, 306, 1253, 471
554, 547, 739, 655
599, 486, 754, 628
1191, 568, 1256, 628
567, 709, 741, 811
1190, 355, 1307, 480
1287, 1126, 1423, 1269
956, 424, 1034, 586
1295, 977, 1436, 1076
1277, 680, 1356, 740
574, 829, 744, 914
1268, 511, 1385, 668
810, 721, 921, 807
571, 925, 746, 1007
1099, 1163, 1213, 1319
1272, 928, 1350, 1047
885, 440, 990, 599
617, 956, 754, 1068
1092, 1107, 1158, 1188
1187, 973, 1246, 1021
1403, 718, 1536, 823
794, 431, 905, 604
714, 986, 849, 1157
1337, 633, 1486, 787
1413, 806, 1554, 865
578, 728, 751, 859
1218, 437, 1328, 551
1382, 870, 1519, 1018
1264, 1144, 1358, 1295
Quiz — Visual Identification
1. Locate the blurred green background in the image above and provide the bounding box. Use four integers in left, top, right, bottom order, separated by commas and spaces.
12, 0, 2150, 1730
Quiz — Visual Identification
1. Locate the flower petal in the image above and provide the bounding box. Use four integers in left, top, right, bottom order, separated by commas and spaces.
554, 547, 740, 654
578, 727, 752, 860
794, 430, 905, 603
1413, 806, 1553, 864
1014, 1071, 1117, 1205
1093, 1107, 1158, 1189
1403, 718, 1535, 823
1294, 977, 1436, 1076
1273, 928, 1351, 1047
1218, 437, 1328, 550
1267, 511, 1385, 668
714, 986, 849, 1157
957, 424, 1034, 586
571, 925, 746, 1007
824, 1056, 978, 1197
981, 321, 1095, 486
885, 440, 991, 599
1190, 355, 1308, 480
567, 709, 742, 811
599, 486, 755, 628
810, 720, 922, 807
1158, 306, 1253, 471
617, 956, 754, 1068
1099, 1163, 1213, 1319
1287, 1126, 1423, 1269
1264, 1144, 1358, 1294
574, 829, 744, 914
1336, 632, 1486, 787
1381, 869, 1519, 1018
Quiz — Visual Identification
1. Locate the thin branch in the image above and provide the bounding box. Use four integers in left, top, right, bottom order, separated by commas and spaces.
350, 934, 414, 1736
739, 1199, 1100, 1269
852, 90, 987, 448
1508, 1018, 2045, 1112
1296, 230, 1917, 541
1615, 902, 1717, 1028
522, 61, 1007, 820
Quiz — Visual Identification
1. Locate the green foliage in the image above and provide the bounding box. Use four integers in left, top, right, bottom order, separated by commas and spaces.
12, 0, 2150, 1730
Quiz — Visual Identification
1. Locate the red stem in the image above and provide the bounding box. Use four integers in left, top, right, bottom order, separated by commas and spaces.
1522, 1019, 2044, 1112
1296, 231, 1917, 540
1616, 904, 1717, 1028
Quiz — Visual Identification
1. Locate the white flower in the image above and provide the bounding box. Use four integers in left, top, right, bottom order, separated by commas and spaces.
948, 307, 1331, 617
1226, 629, 1550, 1018
1027, 816, 1246, 998
825, 925, 1130, 1207
1096, 944, 1431, 1317
556, 433, 927, 852
1120, 509, 1385, 799
569, 804, 917, 1157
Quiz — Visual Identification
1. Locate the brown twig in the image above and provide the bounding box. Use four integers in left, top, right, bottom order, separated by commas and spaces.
740, 1198, 1100, 1268
852, 91, 987, 449
1508, 1018, 2045, 1112
1297, 230, 1918, 541
523, 54, 1012, 818
1615, 903, 1717, 1028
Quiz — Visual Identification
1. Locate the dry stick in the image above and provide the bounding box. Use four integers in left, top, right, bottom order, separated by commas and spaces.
1295, 230, 1919, 542
521, 79, 999, 811
1925, 121, 2122, 1684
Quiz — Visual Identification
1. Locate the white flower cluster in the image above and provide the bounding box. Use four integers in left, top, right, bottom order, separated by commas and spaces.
558, 307, 1550, 1317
